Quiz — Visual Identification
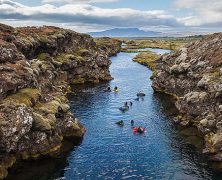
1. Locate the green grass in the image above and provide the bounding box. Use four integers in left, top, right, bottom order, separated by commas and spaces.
133, 51, 161, 70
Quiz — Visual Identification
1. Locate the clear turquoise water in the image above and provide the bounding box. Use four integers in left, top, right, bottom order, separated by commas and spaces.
6, 49, 222, 180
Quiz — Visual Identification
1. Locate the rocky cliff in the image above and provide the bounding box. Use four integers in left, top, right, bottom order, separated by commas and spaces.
152, 33, 222, 167
0, 23, 121, 179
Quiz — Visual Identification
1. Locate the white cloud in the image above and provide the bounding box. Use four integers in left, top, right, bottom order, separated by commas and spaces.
174, 0, 222, 26
0, 0, 182, 32
42, 0, 118, 4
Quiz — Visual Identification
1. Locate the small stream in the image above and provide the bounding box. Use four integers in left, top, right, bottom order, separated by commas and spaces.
6, 49, 222, 180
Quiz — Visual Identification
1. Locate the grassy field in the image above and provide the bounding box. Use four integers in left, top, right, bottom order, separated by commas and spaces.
121, 36, 203, 52
125, 36, 203, 70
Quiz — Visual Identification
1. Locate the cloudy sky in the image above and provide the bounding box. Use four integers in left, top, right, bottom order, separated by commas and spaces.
0, 0, 222, 33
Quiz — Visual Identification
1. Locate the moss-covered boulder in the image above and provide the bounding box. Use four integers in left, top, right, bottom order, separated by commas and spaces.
32, 112, 54, 132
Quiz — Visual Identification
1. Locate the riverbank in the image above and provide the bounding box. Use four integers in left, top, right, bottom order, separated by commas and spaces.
151, 33, 222, 171
0, 23, 121, 179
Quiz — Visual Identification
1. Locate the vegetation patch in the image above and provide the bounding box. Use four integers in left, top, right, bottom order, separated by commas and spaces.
71, 77, 85, 85
55, 50, 87, 65
133, 51, 161, 70
76, 49, 90, 57
121, 37, 201, 52
55, 53, 75, 63
2, 88, 41, 107
37, 53, 48, 61
95, 37, 121, 50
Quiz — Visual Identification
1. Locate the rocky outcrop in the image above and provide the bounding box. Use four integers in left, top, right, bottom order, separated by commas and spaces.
0, 23, 121, 179
94, 37, 121, 57
152, 33, 222, 166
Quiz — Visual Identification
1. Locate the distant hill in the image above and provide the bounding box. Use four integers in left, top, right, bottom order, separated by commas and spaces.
89, 28, 161, 37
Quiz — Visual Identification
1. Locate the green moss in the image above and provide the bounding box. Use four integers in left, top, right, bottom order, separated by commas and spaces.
32, 112, 53, 132
75, 56, 85, 64
2, 88, 41, 107
55, 95, 68, 104
34, 100, 60, 114
133, 52, 160, 70
81, 33, 91, 39
123, 38, 191, 51
34, 96, 69, 115
209, 70, 220, 77
37, 53, 48, 61
55, 52, 86, 64
55, 53, 74, 63
94, 37, 121, 50
39, 36, 50, 44
20, 144, 62, 160
53, 31, 66, 38
76, 49, 90, 56
20, 37, 34, 46
150, 70, 158, 80
0, 155, 16, 179
72, 77, 85, 85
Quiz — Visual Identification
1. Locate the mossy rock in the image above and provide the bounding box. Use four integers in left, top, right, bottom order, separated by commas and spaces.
72, 77, 85, 85
180, 127, 199, 136
76, 49, 90, 57
33, 112, 54, 132
39, 36, 50, 44
54, 95, 68, 104
185, 136, 204, 149
19, 37, 34, 46
55, 53, 75, 64
34, 100, 60, 114
0, 118, 7, 126
0, 167, 8, 180
55, 53, 85, 64
20, 143, 62, 160
34, 99, 69, 115
75, 56, 85, 64
37, 53, 48, 61
2, 88, 41, 107
0, 155, 16, 179
64, 122, 85, 138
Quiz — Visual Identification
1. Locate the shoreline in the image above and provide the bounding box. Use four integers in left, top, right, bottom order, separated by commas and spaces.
131, 33, 222, 171
0, 23, 121, 179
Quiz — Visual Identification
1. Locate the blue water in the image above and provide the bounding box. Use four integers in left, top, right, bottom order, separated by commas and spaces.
62, 49, 221, 180
126, 48, 171, 54
137, 48, 171, 54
